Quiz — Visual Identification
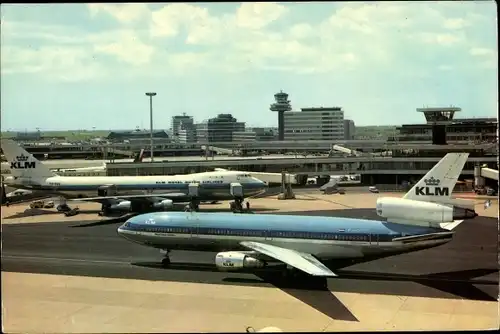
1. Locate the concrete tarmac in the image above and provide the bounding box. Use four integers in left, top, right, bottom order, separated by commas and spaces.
2, 202, 498, 332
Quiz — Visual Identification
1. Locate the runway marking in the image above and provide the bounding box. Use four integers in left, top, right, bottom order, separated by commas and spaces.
2, 255, 129, 265
3, 255, 496, 285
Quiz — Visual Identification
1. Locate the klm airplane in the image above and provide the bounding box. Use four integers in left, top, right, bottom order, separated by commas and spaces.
1, 139, 267, 213
118, 153, 478, 279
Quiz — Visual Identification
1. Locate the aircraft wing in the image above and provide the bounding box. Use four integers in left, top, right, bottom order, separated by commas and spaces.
240, 241, 337, 277
68, 193, 190, 204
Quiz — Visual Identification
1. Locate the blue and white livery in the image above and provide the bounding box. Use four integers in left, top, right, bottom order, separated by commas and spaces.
118, 153, 474, 277
1, 139, 267, 212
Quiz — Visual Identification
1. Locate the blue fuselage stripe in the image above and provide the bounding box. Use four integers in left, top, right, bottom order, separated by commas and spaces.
121, 223, 400, 242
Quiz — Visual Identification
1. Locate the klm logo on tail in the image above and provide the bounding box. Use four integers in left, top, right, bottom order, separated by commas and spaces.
415, 177, 450, 196
10, 154, 36, 169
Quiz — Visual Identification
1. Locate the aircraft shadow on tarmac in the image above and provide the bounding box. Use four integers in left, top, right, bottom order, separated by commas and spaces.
131, 260, 498, 322
131, 261, 358, 322
3, 208, 60, 219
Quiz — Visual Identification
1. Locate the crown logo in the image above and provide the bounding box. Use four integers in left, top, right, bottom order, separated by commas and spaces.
424, 177, 440, 186
16, 154, 29, 162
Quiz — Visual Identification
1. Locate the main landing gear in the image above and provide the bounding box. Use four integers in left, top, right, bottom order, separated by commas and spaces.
160, 249, 171, 267
188, 200, 200, 212
230, 197, 247, 213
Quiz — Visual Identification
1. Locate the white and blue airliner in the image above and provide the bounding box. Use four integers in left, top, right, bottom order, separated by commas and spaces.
118, 153, 478, 278
1, 139, 268, 212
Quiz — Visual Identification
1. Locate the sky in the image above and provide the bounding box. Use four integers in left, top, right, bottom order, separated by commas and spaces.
1, 1, 497, 131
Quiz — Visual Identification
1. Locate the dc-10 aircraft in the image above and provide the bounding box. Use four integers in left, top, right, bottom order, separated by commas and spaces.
1, 139, 267, 213
117, 153, 479, 280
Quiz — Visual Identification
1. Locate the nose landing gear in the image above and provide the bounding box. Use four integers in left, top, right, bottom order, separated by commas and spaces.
160, 250, 171, 267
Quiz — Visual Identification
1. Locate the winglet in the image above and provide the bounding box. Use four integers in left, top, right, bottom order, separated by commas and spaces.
403, 153, 469, 202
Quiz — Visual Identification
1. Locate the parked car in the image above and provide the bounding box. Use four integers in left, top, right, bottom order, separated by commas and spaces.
64, 207, 80, 217
368, 186, 379, 193
30, 200, 44, 209
43, 201, 54, 209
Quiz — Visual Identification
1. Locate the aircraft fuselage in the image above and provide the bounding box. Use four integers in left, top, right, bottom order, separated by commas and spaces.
5, 172, 267, 201
118, 211, 454, 261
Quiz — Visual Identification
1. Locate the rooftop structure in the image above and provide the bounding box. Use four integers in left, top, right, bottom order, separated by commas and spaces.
417, 106, 461, 145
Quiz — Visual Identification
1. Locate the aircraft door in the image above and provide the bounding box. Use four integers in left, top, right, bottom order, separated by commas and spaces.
97, 184, 117, 197
187, 214, 199, 238
265, 230, 273, 241
369, 234, 379, 245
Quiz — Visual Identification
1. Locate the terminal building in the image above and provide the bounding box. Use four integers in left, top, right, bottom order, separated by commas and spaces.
344, 120, 355, 140
7, 103, 497, 189
107, 129, 170, 144
171, 114, 195, 142
196, 114, 245, 143
391, 115, 498, 143
101, 106, 498, 188
269, 91, 354, 141
284, 107, 346, 141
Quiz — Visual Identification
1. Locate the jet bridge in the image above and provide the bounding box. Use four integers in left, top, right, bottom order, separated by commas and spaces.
480, 167, 499, 181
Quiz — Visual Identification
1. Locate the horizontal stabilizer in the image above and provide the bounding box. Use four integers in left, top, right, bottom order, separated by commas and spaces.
438, 220, 465, 231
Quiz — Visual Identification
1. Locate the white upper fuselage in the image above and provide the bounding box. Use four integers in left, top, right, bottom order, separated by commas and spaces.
5, 171, 268, 200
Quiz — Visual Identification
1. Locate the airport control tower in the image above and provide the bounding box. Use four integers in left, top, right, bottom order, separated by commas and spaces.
417, 106, 461, 145
270, 90, 292, 141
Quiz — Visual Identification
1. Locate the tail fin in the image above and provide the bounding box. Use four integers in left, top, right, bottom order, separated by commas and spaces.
0, 139, 56, 179
403, 153, 469, 202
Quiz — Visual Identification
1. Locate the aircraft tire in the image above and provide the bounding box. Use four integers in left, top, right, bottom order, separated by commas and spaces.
161, 258, 171, 267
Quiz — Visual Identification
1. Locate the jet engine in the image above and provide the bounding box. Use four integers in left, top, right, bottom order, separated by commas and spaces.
376, 197, 455, 225
153, 199, 174, 210
110, 200, 131, 211
215, 252, 265, 271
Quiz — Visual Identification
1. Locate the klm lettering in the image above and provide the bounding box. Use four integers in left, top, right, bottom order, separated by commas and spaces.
10, 161, 36, 169
415, 187, 449, 196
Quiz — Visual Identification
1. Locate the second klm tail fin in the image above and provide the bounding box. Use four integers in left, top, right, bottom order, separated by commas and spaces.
0, 139, 56, 179
403, 153, 469, 202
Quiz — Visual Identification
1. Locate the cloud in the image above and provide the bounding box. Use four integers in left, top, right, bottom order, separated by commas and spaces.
469, 47, 497, 69
1, 45, 106, 82
443, 18, 470, 30
234, 2, 289, 29
87, 3, 150, 24
469, 47, 495, 57
417, 32, 462, 46
93, 30, 155, 65
1, 2, 496, 82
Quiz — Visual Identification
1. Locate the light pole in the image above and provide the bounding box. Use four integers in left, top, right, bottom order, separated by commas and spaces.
145, 92, 157, 162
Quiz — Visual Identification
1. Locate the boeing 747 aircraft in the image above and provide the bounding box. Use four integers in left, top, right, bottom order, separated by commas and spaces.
1, 139, 267, 213
117, 153, 478, 281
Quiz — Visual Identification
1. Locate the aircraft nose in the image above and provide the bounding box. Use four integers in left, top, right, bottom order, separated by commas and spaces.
254, 177, 267, 187
117, 218, 134, 235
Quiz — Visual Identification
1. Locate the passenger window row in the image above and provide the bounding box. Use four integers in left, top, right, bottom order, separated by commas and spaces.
124, 223, 376, 241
